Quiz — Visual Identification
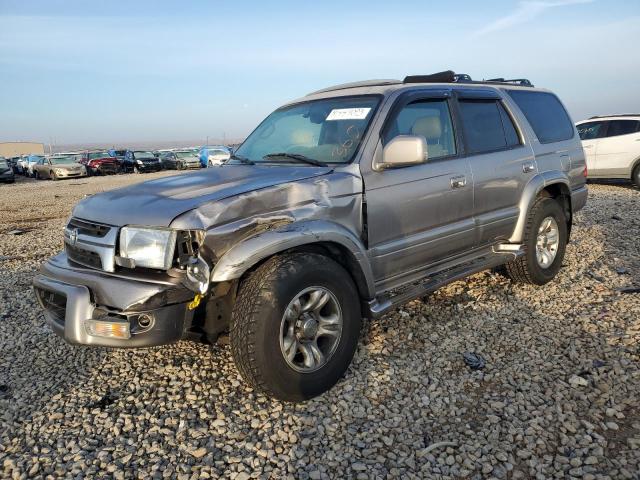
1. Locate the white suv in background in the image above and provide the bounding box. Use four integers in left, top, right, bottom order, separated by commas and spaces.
576, 114, 640, 186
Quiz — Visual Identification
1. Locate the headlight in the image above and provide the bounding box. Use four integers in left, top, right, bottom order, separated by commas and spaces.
55, 168, 65, 174
119, 227, 177, 270
136, 159, 144, 165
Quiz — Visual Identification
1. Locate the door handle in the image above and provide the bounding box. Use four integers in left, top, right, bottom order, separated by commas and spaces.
450, 176, 466, 189
522, 162, 535, 173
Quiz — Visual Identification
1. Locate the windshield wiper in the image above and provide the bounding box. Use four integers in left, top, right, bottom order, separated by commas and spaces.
230, 154, 255, 165
262, 152, 328, 167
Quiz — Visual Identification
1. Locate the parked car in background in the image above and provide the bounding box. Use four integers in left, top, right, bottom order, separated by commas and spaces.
80, 151, 118, 176
122, 150, 162, 173
33, 155, 87, 180
159, 150, 202, 170
33, 71, 587, 401
0, 157, 15, 183
199, 145, 231, 167
577, 115, 640, 186
108, 149, 127, 170
24, 154, 46, 177
7, 157, 20, 174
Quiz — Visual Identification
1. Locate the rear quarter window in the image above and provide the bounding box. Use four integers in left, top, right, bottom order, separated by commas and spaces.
508, 90, 574, 144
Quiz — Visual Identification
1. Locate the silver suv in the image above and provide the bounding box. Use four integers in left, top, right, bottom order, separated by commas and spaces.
33, 71, 588, 401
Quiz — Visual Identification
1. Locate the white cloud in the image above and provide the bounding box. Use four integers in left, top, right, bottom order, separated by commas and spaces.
474, 0, 595, 36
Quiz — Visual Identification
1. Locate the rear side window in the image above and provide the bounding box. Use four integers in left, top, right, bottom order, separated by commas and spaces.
577, 121, 607, 140
605, 120, 640, 137
458, 100, 521, 154
508, 90, 574, 144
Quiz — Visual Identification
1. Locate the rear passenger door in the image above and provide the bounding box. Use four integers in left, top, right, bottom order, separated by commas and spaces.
455, 90, 535, 246
593, 120, 640, 176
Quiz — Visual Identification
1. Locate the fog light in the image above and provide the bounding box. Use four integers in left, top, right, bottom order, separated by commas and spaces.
85, 319, 131, 339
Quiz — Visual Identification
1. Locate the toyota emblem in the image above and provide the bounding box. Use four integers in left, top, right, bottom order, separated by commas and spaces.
69, 228, 79, 246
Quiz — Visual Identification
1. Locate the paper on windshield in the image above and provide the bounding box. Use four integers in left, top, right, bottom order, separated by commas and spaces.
326, 108, 372, 121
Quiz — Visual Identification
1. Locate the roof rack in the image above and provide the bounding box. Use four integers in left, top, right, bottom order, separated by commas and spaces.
403, 71, 534, 87
588, 114, 640, 119
306, 71, 535, 96
485, 77, 534, 87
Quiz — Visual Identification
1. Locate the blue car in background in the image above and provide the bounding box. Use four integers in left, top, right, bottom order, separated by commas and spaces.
199, 145, 231, 167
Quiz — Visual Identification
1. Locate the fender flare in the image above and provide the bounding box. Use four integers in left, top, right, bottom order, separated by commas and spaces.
210, 219, 376, 299
509, 172, 571, 243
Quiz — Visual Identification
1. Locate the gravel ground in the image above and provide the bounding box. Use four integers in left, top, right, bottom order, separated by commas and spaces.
1, 174, 639, 479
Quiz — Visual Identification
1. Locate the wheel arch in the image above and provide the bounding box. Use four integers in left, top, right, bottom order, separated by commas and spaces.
210, 220, 376, 300
509, 173, 572, 243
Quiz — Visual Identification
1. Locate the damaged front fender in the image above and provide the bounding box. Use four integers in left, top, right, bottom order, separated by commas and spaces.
209, 219, 376, 299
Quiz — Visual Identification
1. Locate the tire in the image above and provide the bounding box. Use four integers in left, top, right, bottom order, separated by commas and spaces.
34, 171, 40, 180
134, 165, 141, 174
230, 252, 362, 402
632, 164, 640, 188
177, 162, 184, 170
505, 197, 568, 285
51, 171, 58, 181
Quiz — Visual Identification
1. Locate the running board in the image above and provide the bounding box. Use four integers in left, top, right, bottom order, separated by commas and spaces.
366, 249, 522, 319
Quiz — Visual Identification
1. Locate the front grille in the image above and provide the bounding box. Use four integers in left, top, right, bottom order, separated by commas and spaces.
35, 288, 66, 325
68, 218, 111, 238
66, 243, 103, 269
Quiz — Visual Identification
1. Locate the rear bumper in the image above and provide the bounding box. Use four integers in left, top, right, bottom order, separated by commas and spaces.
571, 185, 588, 213
33, 253, 195, 347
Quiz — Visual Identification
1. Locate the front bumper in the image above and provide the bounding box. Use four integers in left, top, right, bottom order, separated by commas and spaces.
33, 253, 195, 347
56, 170, 87, 179
0, 171, 14, 182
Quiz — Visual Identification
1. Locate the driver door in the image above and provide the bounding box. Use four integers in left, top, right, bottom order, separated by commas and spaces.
363, 93, 474, 290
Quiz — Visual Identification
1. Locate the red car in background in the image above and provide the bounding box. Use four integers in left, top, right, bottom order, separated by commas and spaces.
80, 151, 119, 175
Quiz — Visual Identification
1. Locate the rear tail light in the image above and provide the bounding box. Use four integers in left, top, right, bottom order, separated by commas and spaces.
583, 164, 588, 177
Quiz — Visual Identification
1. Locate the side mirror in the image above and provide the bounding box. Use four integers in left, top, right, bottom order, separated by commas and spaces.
379, 135, 428, 169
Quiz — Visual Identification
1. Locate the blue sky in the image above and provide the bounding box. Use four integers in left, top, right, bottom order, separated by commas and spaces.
1, 0, 639, 144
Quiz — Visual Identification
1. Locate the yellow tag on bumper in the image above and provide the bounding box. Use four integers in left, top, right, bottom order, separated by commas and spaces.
188, 294, 203, 310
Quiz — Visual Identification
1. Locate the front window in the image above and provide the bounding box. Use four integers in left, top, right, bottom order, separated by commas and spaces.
235, 96, 380, 164
88, 152, 109, 160
0, 159, 7, 168
50, 156, 76, 165
135, 151, 156, 160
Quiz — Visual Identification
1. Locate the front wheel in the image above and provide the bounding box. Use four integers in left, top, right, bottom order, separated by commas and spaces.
133, 165, 141, 174
230, 253, 362, 402
504, 197, 567, 285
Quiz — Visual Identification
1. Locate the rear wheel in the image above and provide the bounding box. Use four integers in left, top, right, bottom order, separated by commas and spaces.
230, 253, 362, 402
504, 197, 567, 285
632, 164, 640, 188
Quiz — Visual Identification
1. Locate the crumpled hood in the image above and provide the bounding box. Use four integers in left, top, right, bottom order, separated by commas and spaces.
72, 165, 332, 227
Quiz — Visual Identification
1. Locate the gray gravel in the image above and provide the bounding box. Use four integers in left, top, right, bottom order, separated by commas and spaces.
1, 174, 639, 479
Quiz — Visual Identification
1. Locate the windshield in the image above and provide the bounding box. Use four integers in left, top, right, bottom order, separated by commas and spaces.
175, 151, 197, 159
88, 152, 109, 160
50, 156, 76, 165
0, 159, 7, 168
135, 151, 156, 159
234, 95, 380, 164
